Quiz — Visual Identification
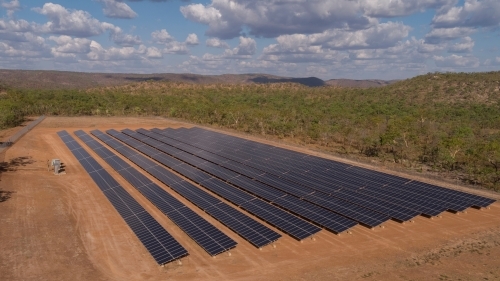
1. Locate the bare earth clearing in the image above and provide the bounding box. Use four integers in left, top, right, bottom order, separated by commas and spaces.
1, 117, 499, 281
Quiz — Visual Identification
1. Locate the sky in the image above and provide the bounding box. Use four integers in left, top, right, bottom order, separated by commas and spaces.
0, 0, 499, 80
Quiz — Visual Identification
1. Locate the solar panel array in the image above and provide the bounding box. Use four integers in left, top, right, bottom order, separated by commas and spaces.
121, 129, 362, 231
57, 131, 188, 265
128, 128, 387, 228
74, 130, 237, 256
83, 130, 282, 249
153, 127, 495, 216
59, 123, 496, 265
104, 129, 323, 240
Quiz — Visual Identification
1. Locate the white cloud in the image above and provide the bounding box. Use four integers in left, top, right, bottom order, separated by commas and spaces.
432, 0, 500, 28
0, 18, 36, 33
206, 38, 229, 49
145, 46, 162, 58
151, 29, 174, 43
180, 0, 371, 39
233, 36, 255, 55
162, 41, 189, 54
86, 40, 149, 61
151, 29, 197, 55
434, 54, 480, 68
219, 36, 256, 57
189, 36, 257, 66
448, 36, 474, 53
33, 3, 116, 37
361, 0, 456, 17
180, 4, 221, 24
263, 21, 411, 57
417, 39, 446, 53
425, 0, 500, 46
1, 0, 20, 10
185, 33, 199, 45
110, 30, 142, 46
49, 35, 91, 53
425, 27, 474, 43
2, 0, 21, 17
0, 31, 50, 60
98, 0, 138, 19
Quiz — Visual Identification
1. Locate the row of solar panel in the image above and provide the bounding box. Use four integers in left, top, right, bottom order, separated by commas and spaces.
57, 131, 188, 265
119, 129, 363, 231
172, 128, 488, 209
103, 129, 324, 239
153, 127, 495, 216
145, 128, 427, 222
130, 128, 409, 226
178, 127, 495, 209
85, 130, 282, 248
74, 130, 238, 256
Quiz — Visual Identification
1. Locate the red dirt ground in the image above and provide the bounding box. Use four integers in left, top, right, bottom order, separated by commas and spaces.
1, 117, 499, 281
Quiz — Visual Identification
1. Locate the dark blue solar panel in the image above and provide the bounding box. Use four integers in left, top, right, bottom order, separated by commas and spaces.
169, 181, 221, 210
79, 130, 236, 256
240, 199, 321, 240
303, 193, 390, 228
205, 203, 281, 248
200, 178, 254, 206
227, 175, 287, 202
272, 195, 357, 233
110, 129, 323, 240
58, 130, 188, 265
129, 129, 357, 234
90, 130, 281, 249
332, 189, 420, 222
158, 127, 496, 216
167, 207, 237, 256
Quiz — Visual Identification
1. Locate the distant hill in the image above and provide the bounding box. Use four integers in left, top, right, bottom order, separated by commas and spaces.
326, 79, 397, 88
0, 69, 394, 90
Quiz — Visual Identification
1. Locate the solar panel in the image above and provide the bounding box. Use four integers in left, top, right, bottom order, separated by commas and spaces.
227, 175, 287, 202
127, 129, 359, 233
158, 127, 495, 216
240, 199, 321, 240
294, 166, 473, 212
57, 130, 188, 265
332, 189, 420, 222
76, 130, 237, 256
254, 173, 315, 198
272, 195, 357, 233
167, 206, 237, 255
303, 193, 390, 228
169, 181, 221, 210
89, 130, 281, 248
136, 130, 379, 227
199, 178, 254, 206
106, 129, 323, 240
205, 203, 282, 248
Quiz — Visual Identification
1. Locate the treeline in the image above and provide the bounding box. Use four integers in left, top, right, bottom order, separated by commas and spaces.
1, 72, 499, 190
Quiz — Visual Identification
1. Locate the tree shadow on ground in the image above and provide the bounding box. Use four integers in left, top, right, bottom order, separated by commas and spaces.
0, 156, 30, 203
0, 156, 35, 173
0, 189, 14, 203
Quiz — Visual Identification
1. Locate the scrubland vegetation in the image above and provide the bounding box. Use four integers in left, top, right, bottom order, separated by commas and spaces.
1, 72, 499, 190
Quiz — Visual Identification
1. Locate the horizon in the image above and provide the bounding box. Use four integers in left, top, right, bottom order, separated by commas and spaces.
1, 68, 405, 81
1, 1, 500, 80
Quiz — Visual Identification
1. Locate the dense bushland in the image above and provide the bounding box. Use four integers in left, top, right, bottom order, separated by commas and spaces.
1, 72, 499, 190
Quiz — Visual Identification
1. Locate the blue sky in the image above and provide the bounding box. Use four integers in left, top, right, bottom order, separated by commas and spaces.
0, 0, 499, 80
